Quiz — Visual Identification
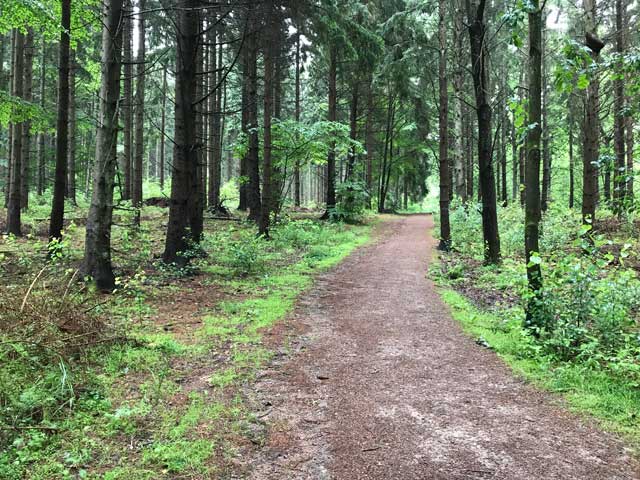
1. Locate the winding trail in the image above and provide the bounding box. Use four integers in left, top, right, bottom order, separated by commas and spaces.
248, 215, 639, 479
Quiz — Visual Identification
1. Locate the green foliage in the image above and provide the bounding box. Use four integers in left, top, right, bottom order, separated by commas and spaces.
330, 180, 369, 223
441, 289, 640, 445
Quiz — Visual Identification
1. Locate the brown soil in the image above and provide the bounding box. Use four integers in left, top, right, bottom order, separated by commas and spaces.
246, 214, 640, 480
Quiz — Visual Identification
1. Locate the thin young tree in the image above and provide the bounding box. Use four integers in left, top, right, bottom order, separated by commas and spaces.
83, 0, 125, 290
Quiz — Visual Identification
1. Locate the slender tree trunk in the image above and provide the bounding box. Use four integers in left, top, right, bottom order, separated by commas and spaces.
346, 82, 358, 180
49, 0, 71, 241
246, 24, 261, 221
294, 29, 302, 207
20, 30, 34, 211
541, 23, 550, 212
82, 0, 124, 290
569, 97, 575, 209
7, 29, 24, 235
438, 0, 451, 249
159, 65, 167, 189
259, 3, 275, 237
132, 0, 146, 213
613, 0, 626, 214
623, 4, 633, 200
322, 45, 338, 217
511, 113, 518, 201
122, 0, 133, 199
210, 28, 223, 209
67, 50, 77, 204
582, 0, 601, 225
466, 0, 500, 263
365, 75, 375, 209
525, 0, 544, 329
163, 0, 201, 264
37, 38, 46, 196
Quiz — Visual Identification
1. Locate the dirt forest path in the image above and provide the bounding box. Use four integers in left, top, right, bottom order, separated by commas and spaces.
247, 215, 640, 480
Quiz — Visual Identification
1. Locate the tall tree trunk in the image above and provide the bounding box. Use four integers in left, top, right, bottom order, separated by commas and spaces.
438, 0, 451, 250
541, 22, 551, 212
20, 30, 34, 210
163, 0, 201, 264
132, 0, 146, 213
159, 65, 167, 189
465, 106, 474, 200
623, 2, 633, 200
365, 75, 375, 209
122, 0, 133, 200
322, 45, 338, 217
49, 0, 71, 241
82, 0, 124, 290
207, 23, 217, 207
568, 96, 575, 209
67, 50, 77, 204
500, 108, 508, 206
293, 29, 302, 207
613, 0, 626, 214
524, 0, 544, 329
346, 82, 358, 180
511, 112, 518, 201
466, 0, 500, 264
582, 0, 601, 225
259, 2, 275, 237
238, 34, 249, 211
37, 38, 46, 196
245, 17, 261, 221
210, 27, 223, 209
7, 29, 24, 235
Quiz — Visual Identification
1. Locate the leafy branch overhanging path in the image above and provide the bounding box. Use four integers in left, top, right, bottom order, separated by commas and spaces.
248, 215, 639, 480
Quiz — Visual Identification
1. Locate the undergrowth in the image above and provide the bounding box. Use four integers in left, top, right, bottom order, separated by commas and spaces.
0, 209, 371, 479
435, 201, 640, 448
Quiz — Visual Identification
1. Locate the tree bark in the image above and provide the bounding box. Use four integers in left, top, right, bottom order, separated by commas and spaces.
322, 45, 338, 217
82, 0, 124, 290
438, 0, 451, 250
159, 65, 167, 189
132, 0, 146, 212
524, 0, 544, 329
613, 0, 625, 214
293, 29, 302, 207
49, 0, 71, 241
259, 2, 275, 237
582, 0, 600, 225
37, 38, 46, 196
466, 0, 500, 264
67, 49, 77, 204
365, 75, 375, 209
7, 29, 24, 235
245, 16, 261, 221
20, 30, 34, 211
122, 0, 133, 200
163, 0, 201, 264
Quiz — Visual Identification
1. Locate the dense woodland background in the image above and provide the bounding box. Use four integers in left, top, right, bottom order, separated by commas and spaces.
2, 0, 640, 478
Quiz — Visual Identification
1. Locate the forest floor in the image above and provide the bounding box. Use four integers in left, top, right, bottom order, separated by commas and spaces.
244, 214, 640, 480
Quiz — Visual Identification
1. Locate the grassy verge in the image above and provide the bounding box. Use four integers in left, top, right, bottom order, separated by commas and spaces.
1, 212, 373, 479
438, 285, 640, 450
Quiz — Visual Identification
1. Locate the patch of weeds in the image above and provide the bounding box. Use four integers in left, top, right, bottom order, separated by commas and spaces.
142, 439, 215, 475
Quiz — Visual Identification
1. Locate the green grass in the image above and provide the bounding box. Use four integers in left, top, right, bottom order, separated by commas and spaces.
0, 211, 373, 479
441, 288, 640, 448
